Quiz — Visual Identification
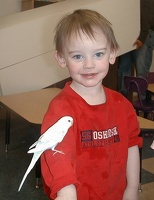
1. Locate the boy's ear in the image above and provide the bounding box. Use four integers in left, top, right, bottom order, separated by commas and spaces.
109, 50, 117, 65
54, 51, 66, 68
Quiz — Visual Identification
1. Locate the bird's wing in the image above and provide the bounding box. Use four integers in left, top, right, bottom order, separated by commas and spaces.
29, 140, 38, 150
27, 140, 58, 153
28, 128, 59, 150
28, 129, 66, 153
18, 150, 43, 192
29, 134, 46, 150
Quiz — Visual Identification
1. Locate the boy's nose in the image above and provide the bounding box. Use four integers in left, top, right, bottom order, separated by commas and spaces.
83, 58, 95, 69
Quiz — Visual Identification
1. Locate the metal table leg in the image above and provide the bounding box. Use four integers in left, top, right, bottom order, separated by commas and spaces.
31, 124, 42, 188
139, 147, 142, 192
35, 159, 41, 189
5, 110, 11, 152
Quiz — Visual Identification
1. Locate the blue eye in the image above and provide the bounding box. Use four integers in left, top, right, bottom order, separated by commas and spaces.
73, 55, 83, 60
95, 52, 104, 58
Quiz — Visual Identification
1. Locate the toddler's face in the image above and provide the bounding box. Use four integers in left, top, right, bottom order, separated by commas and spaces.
55, 28, 117, 89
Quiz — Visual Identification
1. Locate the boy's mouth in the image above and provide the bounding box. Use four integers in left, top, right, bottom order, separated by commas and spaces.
82, 73, 97, 78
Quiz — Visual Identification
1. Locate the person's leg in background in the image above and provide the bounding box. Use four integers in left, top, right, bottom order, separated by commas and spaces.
118, 51, 134, 96
135, 30, 154, 78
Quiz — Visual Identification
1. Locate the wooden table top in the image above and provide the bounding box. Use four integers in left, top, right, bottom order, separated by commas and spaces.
148, 83, 154, 93
137, 116, 154, 130
0, 88, 61, 124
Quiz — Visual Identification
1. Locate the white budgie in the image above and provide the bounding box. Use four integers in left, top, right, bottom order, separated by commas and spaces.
18, 116, 73, 192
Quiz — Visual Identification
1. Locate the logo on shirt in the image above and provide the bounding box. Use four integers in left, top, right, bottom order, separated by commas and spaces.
81, 127, 120, 148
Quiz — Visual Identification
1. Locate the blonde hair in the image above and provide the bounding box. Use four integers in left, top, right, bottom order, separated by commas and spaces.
54, 9, 119, 53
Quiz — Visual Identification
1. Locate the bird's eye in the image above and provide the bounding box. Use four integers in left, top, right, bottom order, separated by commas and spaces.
68, 120, 71, 122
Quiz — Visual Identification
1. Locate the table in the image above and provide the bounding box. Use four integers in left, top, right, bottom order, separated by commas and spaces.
148, 83, 154, 94
146, 83, 154, 101
137, 116, 154, 132
0, 87, 61, 151
0, 87, 61, 188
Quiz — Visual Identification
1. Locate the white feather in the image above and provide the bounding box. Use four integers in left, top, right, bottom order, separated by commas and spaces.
18, 116, 73, 191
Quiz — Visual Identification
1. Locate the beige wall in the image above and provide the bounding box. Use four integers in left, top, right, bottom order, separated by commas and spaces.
0, 0, 22, 17
0, 0, 140, 95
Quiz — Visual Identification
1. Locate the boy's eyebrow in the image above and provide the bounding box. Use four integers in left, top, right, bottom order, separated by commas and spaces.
94, 47, 107, 51
68, 47, 107, 54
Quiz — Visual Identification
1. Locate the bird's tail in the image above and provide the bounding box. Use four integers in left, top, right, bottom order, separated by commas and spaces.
29, 141, 38, 150
18, 151, 42, 192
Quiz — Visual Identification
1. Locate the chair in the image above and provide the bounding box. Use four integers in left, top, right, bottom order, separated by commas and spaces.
124, 76, 154, 120
146, 72, 154, 102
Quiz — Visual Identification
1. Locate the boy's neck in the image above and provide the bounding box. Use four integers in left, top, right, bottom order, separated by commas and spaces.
70, 82, 106, 105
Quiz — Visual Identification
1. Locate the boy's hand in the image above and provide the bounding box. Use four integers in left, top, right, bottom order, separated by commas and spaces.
133, 39, 143, 49
55, 184, 77, 200
122, 187, 139, 200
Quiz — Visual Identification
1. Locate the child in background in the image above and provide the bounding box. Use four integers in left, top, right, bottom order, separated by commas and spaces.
41, 9, 142, 200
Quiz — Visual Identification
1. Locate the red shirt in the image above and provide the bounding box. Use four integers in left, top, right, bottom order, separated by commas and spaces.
41, 82, 142, 200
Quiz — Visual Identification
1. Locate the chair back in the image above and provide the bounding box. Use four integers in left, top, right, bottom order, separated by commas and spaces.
124, 76, 148, 107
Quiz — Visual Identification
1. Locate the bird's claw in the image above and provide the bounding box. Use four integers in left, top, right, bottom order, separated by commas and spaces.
53, 149, 65, 155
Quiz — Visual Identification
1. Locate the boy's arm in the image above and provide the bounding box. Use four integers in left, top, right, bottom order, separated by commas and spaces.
55, 184, 77, 200
122, 145, 140, 200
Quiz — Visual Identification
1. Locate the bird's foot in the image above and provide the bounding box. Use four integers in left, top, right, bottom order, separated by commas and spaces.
53, 149, 65, 155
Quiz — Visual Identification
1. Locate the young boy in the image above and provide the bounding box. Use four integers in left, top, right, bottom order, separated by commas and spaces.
41, 9, 142, 200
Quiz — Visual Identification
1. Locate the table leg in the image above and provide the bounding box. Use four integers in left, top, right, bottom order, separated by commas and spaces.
139, 147, 142, 192
5, 110, 11, 152
35, 159, 41, 189
31, 124, 42, 188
